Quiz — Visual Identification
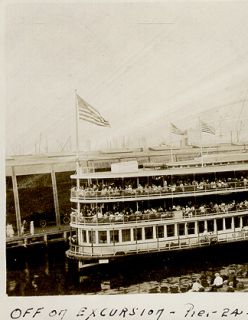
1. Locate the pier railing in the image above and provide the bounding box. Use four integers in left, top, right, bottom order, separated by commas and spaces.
71, 181, 248, 202
70, 208, 248, 226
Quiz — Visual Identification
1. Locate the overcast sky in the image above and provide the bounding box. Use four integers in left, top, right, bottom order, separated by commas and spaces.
5, 1, 248, 155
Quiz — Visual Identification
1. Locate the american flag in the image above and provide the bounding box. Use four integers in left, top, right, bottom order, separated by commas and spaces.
170, 122, 186, 135
77, 94, 110, 127
200, 120, 215, 135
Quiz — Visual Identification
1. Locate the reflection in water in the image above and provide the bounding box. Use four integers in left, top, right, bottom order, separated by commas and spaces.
6, 242, 248, 296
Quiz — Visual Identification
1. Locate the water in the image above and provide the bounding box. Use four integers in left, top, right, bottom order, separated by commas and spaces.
6, 242, 248, 296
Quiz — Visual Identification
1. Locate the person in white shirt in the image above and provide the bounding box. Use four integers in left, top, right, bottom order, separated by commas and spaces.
212, 273, 223, 291
191, 279, 204, 292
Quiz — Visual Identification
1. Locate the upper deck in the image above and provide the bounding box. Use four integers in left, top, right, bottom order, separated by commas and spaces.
70, 158, 248, 203
71, 181, 248, 203
71, 162, 248, 180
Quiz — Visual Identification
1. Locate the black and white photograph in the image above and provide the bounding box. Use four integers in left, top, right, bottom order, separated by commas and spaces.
4, 0, 248, 309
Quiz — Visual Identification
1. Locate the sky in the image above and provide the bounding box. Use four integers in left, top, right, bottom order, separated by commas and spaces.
5, 1, 248, 155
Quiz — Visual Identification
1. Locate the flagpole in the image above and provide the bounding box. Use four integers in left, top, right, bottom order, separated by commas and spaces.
169, 131, 173, 162
75, 89, 79, 162
199, 118, 204, 167
74, 90, 81, 215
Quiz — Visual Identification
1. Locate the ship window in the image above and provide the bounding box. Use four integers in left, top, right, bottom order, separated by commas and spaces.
122, 229, 131, 242
134, 228, 142, 241
156, 225, 164, 238
145, 227, 153, 240
110, 230, 119, 243
88, 230, 96, 243
98, 231, 107, 243
242, 216, 248, 227
217, 219, 223, 231
167, 224, 175, 237
198, 221, 205, 233
234, 217, 240, 228
187, 222, 195, 235
178, 223, 185, 236
82, 230, 87, 242
207, 220, 214, 232
225, 217, 232, 230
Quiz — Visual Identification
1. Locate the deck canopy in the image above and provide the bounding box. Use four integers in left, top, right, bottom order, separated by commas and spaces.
71, 163, 248, 180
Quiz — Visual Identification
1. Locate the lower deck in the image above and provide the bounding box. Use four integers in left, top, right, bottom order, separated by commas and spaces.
66, 229, 248, 262
67, 211, 248, 260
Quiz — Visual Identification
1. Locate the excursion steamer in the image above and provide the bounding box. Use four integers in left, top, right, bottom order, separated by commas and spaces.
66, 156, 248, 269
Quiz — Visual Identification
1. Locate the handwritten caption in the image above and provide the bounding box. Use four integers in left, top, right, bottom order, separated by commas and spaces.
9, 304, 248, 320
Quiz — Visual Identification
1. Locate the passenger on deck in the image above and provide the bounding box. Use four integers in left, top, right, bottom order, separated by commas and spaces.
210, 181, 217, 189
96, 211, 103, 218
137, 184, 144, 194
219, 202, 227, 213
170, 184, 176, 192
179, 183, 185, 192
199, 205, 206, 214
163, 180, 168, 190
243, 177, 248, 187
197, 182, 204, 190
213, 203, 219, 213
158, 206, 163, 212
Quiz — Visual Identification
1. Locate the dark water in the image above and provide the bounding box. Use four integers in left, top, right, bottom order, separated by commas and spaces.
6, 242, 248, 296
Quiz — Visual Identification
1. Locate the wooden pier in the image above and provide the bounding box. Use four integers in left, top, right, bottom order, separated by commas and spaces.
6, 225, 70, 249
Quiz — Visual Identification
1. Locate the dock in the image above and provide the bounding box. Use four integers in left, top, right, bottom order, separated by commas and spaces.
6, 225, 70, 249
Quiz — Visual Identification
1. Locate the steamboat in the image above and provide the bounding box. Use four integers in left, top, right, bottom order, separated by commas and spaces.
66, 153, 248, 269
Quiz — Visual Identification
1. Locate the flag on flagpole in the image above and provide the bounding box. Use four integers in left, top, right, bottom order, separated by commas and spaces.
77, 94, 110, 127
200, 120, 215, 135
170, 122, 186, 135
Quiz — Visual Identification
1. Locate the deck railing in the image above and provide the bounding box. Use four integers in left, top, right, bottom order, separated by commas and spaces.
70, 208, 248, 226
71, 181, 248, 201
66, 229, 248, 259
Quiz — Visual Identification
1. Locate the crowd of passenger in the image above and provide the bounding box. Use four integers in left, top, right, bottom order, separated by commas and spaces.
72, 199, 248, 223
72, 176, 248, 198
188, 269, 239, 292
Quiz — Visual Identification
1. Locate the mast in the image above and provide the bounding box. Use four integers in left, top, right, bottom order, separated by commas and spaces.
199, 118, 204, 167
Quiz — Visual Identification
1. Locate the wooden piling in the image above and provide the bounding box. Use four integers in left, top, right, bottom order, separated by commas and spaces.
51, 166, 61, 227
11, 166, 22, 236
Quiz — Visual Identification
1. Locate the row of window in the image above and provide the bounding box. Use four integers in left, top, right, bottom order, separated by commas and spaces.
76, 216, 248, 245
